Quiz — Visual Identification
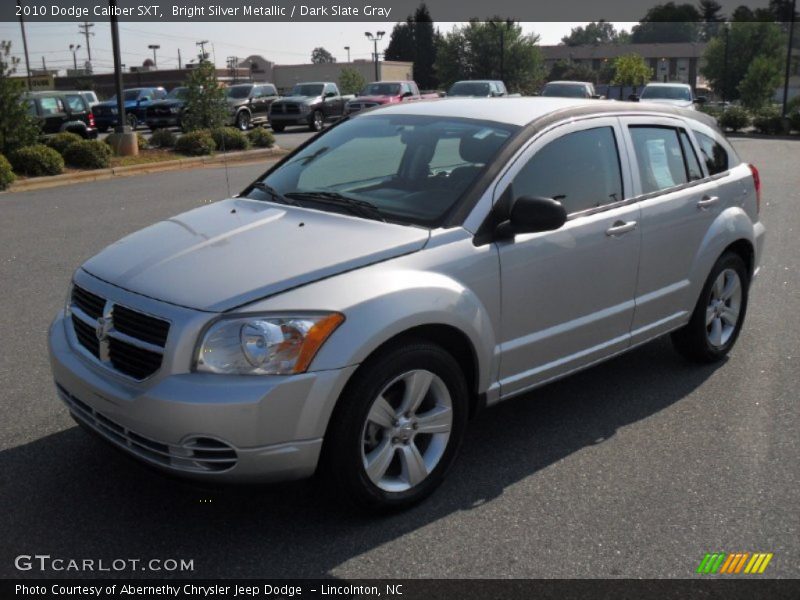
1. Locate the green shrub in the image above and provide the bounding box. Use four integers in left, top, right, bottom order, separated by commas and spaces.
209, 127, 250, 151
699, 105, 723, 119
9, 144, 64, 176
0, 153, 16, 189
247, 127, 275, 148
718, 106, 750, 132
751, 106, 784, 135
790, 110, 800, 134
137, 132, 149, 149
149, 128, 177, 148
45, 132, 82, 156
64, 140, 113, 169
174, 130, 216, 156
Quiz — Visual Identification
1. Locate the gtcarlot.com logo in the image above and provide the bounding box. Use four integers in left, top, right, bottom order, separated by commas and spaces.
15, 554, 194, 572
696, 552, 773, 575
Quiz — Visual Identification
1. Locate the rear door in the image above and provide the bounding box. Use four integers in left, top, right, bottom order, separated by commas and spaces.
620, 116, 722, 344
63, 93, 90, 128
38, 96, 68, 134
495, 117, 641, 396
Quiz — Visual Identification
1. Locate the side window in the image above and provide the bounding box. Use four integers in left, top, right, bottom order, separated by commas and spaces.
265, 85, 277, 97
629, 126, 688, 194
693, 130, 729, 175
679, 130, 703, 181
39, 97, 62, 115
324, 83, 336, 96
512, 126, 624, 214
65, 95, 85, 112
252, 86, 263, 98
25, 99, 38, 117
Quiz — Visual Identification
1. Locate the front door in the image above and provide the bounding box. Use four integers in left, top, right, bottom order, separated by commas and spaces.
496, 118, 642, 397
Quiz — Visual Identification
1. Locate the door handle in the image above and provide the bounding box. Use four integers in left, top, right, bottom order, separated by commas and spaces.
605, 220, 637, 237
697, 195, 719, 209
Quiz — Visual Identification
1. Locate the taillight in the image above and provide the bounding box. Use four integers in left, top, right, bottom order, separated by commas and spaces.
88, 112, 95, 128
749, 164, 761, 214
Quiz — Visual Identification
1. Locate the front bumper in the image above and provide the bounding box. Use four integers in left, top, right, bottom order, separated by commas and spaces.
48, 310, 357, 482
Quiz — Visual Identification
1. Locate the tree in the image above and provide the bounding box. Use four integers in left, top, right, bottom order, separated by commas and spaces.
561, 21, 627, 46
631, 3, 702, 43
182, 61, 228, 131
0, 41, 41, 156
698, 0, 725, 41
338, 67, 366, 95
311, 47, 336, 64
547, 60, 599, 83
384, 18, 415, 62
383, 4, 439, 89
611, 54, 653, 88
738, 54, 784, 109
701, 21, 785, 102
435, 19, 544, 94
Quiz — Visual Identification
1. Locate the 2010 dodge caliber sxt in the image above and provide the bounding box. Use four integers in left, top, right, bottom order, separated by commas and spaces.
49, 98, 766, 509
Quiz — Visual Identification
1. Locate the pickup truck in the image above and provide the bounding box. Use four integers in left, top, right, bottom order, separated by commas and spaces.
269, 82, 347, 132
345, 81, 439, 114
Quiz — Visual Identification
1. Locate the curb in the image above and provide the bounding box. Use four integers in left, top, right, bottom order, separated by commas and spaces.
6, 146, 288, 193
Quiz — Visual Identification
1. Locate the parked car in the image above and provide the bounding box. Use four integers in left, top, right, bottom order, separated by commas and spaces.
92, 87, 167, 131
345, 81, 439, 114
269, 82, 346, 132
541, 80, 601, 99
49, 98, 764, 510
636, 83, 705, 109
78, 90, 100, 108
225, 83, 279, 130
145, 87, 189, 130
447, 80, 508, 97
24, 91, 98, 139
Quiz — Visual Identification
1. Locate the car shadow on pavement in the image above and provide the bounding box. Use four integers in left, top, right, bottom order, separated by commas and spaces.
0, 336, 724, 579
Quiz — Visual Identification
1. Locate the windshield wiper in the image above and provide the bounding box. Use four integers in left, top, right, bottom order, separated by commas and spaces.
285, 191, 386, 222
250, 182, 296, 206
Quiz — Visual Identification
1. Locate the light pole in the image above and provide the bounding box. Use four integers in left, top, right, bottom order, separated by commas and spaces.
489, 20, 512, 82
16, 0, 32, 89
364, 31, 385, 80
344, 46, 351, 62
781, 0, 797, 119
69, 44, 82, 70
722, 22, 730, 104
196, 40, 209, 62
148, 44, 160, 68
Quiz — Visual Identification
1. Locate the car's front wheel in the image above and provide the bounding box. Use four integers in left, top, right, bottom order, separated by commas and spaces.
236, 111, 251, 131
309, 110, 324, 132
320, 340, 469, 510
672, 251, 749, 362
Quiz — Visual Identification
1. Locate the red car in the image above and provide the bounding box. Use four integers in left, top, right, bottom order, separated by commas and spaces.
345, 81, 439, 114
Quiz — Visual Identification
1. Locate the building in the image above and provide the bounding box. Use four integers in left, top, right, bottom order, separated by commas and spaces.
540, 42, 709, 89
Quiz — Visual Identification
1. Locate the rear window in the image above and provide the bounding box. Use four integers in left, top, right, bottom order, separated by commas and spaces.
629, 126, 689, 193
693, 131, 729, 175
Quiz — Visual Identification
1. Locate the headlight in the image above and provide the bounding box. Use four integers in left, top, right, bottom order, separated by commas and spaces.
169, 106, 180, 114
195, 313, 344, 375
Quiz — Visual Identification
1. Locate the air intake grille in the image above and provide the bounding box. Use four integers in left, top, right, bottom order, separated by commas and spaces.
69, 284, 170, 380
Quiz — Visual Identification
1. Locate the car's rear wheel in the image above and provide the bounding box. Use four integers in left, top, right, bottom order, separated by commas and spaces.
236, 111, 251, 131
671, 252, 749, 362
320, 340, 468, 510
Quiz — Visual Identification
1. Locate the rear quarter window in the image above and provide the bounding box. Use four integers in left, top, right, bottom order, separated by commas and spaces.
693, 130, 730, 175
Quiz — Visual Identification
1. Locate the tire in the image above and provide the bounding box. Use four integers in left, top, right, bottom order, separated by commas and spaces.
271, 123, 285, 132
236, 111, 251, 131
671, 251, 749, 363
320, 340, 469, 511
127, 114, 138, 130
309, 110, 324, 132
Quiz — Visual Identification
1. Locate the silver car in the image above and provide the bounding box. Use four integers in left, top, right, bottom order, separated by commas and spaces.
49, 98, 765, 509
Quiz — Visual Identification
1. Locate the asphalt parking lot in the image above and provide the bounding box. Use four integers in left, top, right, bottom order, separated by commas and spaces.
0, 137, 797, 579
99, 125, 316, 152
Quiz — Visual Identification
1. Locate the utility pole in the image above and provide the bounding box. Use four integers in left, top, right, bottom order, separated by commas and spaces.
148, 44, 160, 68
344, 46, 351, 62
69, 44, 82, 71
15, 0, 32, 90
196, 40, 209, 62
489, 20, 512, 83
722, 23, 730, 104
364, 31, 385, 80
178, 49, 182, 69
41, 56, 46, 71
781, 0, 797, 119
78, 21, 94, 63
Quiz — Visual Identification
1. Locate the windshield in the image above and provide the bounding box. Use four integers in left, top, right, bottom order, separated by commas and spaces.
226, 85, 253, 99
449, 82, 491, 97
247, 114, 518, 227
290, 84, 324, 96
641, 86, 692, 101
541, 83, 589, 98
361, 83, 402, 96
167, 87, 188, 100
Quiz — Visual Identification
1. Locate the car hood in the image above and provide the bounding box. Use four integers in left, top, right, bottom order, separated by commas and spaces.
148, 99, 184, 108
640, 98, 695, 109
351, 95, 397, 103
81, 198, 429, 312
276, 95, 320, 104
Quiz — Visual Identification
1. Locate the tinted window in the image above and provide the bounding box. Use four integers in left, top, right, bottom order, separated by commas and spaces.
324, 84, 337, 95
226, 85, 253, 99
640, 85, 692, 101
541, 83, 589, 98
694, 131, 729, 175
64, 95, 85, 112
629, 127, 688, 193
679, 130, 703, 181
39, 97, 63, 115
512, 127, 623, 214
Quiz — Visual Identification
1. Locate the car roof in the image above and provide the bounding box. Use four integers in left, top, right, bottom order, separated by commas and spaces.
358, 97, 714, 128
546, 81, 592, 86
644, 82, 691, 87
453, 80, 497, 84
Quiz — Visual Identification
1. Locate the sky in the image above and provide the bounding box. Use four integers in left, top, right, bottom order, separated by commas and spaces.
0, 21, 637, 75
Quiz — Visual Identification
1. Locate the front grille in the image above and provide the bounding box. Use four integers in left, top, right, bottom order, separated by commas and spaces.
57, 384, 238, 473
285, 104, 301, 114
69, 284, 170, 380
348, 102, 378, 113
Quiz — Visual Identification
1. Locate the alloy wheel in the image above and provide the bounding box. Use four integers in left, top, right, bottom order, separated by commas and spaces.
706, 268, 742, 348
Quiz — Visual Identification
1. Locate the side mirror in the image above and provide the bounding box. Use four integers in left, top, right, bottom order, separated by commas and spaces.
496, 196, 567, 238
325, 91, 336, 98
